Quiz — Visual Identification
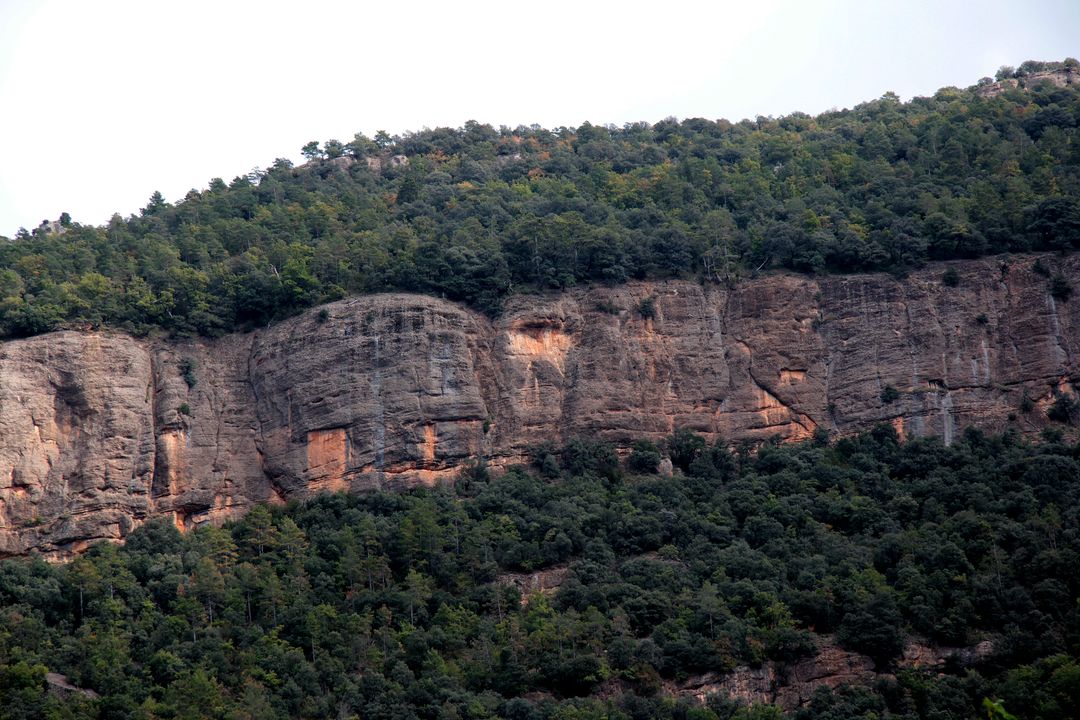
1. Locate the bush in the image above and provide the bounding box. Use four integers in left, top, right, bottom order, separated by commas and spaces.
836, 593, 905, 668
1050, 275, 1072, 301
1047, 393, 1078, 424
941, 268, 960, 287
178, 357, 197, 388
666, 428, 706, 472
627, 441, 662, 474
561, 437, 620, 480
637, 297, 656, 320
880, 385, 901, 404
528, 442, 560, 478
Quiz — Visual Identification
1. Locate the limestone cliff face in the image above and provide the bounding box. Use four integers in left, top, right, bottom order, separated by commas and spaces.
2, 254, 1079, 556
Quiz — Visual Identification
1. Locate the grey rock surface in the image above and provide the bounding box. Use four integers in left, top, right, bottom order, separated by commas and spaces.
2, 254, 1078, 556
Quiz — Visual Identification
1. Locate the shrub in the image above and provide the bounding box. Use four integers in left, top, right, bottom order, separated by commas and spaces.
627, 440, 662, 474
178, 357, 197, 388
880, 385, 901, 404
1042, 426, 1065, 443
561, 438, 620, 480
1047, 393, 1078, 424
836, 593, 905, 668
455, 459, 489, 496
637, 297, 656, 320
528, 442, 560, 478
1050, 275, 1072, 301
666, 428, 706, 472
941, 268, 960, 287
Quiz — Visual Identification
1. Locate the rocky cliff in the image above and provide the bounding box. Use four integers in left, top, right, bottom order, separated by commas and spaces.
975, 66, 1080, 97
3, 254, 1080, 557
671, 636, 994, 712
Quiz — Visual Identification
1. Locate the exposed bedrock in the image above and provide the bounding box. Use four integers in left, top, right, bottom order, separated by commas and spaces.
2, 254, 1079, 556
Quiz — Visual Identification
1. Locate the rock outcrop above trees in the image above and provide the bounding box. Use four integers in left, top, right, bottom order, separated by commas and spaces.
3, 254, 1080, 557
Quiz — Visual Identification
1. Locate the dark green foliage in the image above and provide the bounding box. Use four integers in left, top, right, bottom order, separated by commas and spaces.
561, 437, 621, 481
1050, 275, 1073, 301
1047, 392, 1079, 423
637, 297, 657, 320
941, 268, 960, 287
178, 357, 197, 389
527, 442, 561, 478
628, 441, 662, 474
3, 65, 1080, 339
2, 429, 1080, 718
880, 385, 901, 404
1028, 198, 1080, 250
996, 655, 1080, 720
835, 592, 905, 667
665, 428, 708, 472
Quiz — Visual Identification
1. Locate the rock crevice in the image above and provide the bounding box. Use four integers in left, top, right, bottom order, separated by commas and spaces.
2, 255, 1080, 556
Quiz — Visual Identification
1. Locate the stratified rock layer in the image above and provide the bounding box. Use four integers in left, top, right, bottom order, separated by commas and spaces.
2, 254, 1079, 556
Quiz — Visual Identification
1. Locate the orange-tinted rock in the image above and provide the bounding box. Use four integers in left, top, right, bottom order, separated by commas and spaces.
2, 254, 1079, 555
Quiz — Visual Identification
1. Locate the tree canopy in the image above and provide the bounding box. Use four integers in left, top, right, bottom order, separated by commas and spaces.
1, 426, 1078, 719
2, 62, 1080, 337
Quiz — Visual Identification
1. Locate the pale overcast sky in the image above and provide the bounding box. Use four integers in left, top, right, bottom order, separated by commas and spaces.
0, 0, 1078, 236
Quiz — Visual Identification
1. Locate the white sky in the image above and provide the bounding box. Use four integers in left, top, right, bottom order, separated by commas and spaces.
0, 0, 1078, 236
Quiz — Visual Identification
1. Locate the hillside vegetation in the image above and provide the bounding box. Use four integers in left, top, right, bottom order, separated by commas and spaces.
1, 427, 1078, 719
2, 60, 1080, 338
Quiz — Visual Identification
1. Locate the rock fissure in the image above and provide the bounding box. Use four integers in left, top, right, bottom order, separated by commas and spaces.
3, 257, 1080, 555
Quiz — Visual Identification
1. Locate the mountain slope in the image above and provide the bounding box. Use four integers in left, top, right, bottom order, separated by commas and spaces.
2, 62, 1079, 338
3, 253, 1080, 557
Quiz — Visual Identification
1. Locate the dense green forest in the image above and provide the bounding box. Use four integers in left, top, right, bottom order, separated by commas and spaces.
1, 426, 1078, 719
3, 60, 1080, 337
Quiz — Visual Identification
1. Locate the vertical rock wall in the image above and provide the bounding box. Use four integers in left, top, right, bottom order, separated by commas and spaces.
2, 254, 1079, 556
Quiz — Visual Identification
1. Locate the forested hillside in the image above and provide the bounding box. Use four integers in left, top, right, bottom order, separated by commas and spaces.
3, 62, 1080, 716
0, 427, 1078, 719
2, 60, 1080, 338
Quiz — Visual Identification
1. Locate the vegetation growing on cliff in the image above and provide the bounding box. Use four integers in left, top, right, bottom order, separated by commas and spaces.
2, 62, 1080, 337
1, 426, 1078, 719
